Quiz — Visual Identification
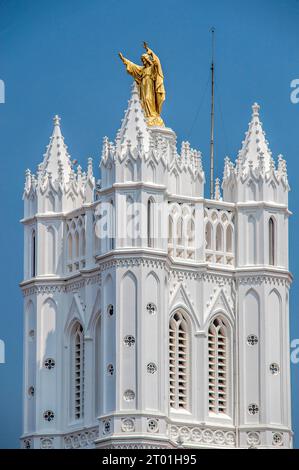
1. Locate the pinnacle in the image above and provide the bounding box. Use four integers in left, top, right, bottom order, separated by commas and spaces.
251, 102, 260, 116
41, 115, 72, 182
53, 115, 61, 127
116, 82, 150, 155
237, 102, 273, 173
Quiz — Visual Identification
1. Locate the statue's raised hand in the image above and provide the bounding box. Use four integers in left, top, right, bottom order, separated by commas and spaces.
118, 52, 125, 62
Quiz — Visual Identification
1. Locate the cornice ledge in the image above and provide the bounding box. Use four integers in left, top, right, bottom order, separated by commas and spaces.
20, 272, 101, 296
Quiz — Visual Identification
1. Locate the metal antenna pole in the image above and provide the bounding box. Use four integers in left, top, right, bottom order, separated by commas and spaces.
210, 27, 215, 199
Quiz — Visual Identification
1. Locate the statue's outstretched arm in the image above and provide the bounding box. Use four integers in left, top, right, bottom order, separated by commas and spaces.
118, 52, 143, 81
143, 42, 163, 81
143, 42, 160, 66
118, 52, 129, 65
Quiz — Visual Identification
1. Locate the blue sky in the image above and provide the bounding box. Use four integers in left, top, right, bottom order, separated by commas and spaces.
0, 0, 298, 448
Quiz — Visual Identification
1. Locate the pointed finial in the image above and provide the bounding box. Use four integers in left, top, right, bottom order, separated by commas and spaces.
87, 157, 93, 178
53, 115, 61, 126
25, 169, 31, 191
252, 103, 260, 116
214, 178, 221, 200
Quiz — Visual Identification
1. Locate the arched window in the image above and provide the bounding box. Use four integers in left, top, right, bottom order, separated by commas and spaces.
75, 231, 79, 259
187, 218, 195, 247
109, 200, 115, 250
71, 323, 84, 421
226, 225, 233, 253
169, 311, 189, 411
208, 317, 229, 414
269, 217, 275, 265
81, 229, 86, 257
31, 230, 36, 277
177, 217, 183, 246
205, 222, 212, 250
168, 216, 173, 244
248, 215, 256, 264
127, 196, 135, 246
46, 226, 56, 274
67, 233, 73, 261
147, 198, 154, 247
216, 223, 223, 251
95, 316, 102, 417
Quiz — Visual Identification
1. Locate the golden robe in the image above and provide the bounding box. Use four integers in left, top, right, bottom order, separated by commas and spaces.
123, 52, 165, 127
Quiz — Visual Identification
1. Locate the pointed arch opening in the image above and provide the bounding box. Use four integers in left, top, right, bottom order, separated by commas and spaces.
248, 215, 257, 264
31, 230, 36, 277
168, 215, 173, 244
208, 316, 230, 415
169, 310, 190, 411
70, 322, 84, 422
269, 216, 275, 266
205, 222, 213, 250
67, 233, 73, 261
177, 216, 183, 246
95, 315, 102, 417
187, 218, 195, 247
109, 199, 115, 250
127, 195, 135, 246
46, 226, 56, 274
81, 228, 86, 257
75, 231, 79, 259
226, 225, 233, 253
147, 198, 154, 248
216, 223, 223, 251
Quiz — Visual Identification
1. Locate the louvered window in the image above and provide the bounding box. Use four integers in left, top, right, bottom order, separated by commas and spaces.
208, 318, 228, 414
169, 312, 189, 410
71, 323, 84, 420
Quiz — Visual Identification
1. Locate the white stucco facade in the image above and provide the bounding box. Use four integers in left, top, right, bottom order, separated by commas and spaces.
20, 84, 292, 449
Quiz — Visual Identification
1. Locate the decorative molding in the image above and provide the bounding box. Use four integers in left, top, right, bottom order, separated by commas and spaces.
63, 427, 98, 449
272, 432, 283, 446
169, 425, 236, 447
237, 275, 289, 287
100, 442, 170, 449
40, 437, 54, 449
21, 273, 101, 297
247, 431, 260, 447
169, 270, 234, 285
98, 257, 167, 272
23, 438, 32, 449
205, 287, 234, 319
121, 418, 135, 432
147, 419, 159, 433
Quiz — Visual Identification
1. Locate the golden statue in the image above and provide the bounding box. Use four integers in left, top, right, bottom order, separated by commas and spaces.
118, 42, 165, 127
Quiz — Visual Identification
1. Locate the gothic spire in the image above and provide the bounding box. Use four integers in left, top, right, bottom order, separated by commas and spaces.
237, 103, 273, 174
116, 82, 150, 155
41, 115, 72, 182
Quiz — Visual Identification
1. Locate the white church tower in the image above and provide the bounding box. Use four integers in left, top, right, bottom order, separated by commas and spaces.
20, 85, 292, 449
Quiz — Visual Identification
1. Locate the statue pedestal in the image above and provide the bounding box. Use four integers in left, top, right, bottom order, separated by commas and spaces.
149, 125, 177, 146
